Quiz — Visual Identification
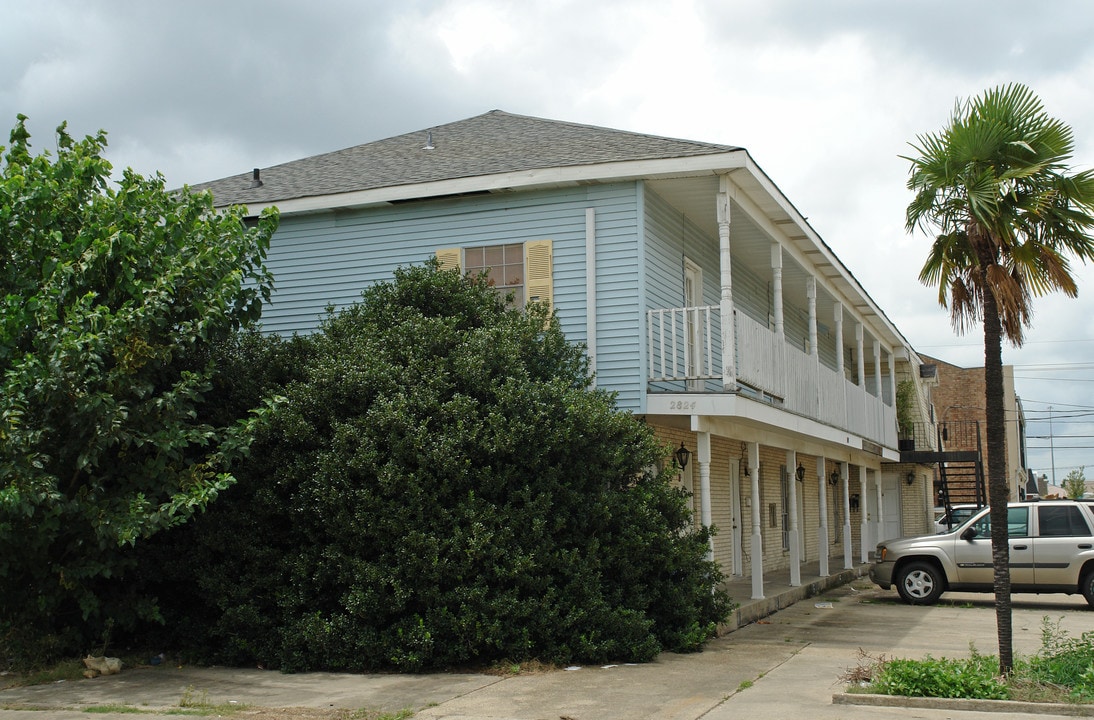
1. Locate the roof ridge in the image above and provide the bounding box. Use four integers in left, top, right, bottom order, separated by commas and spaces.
190, 110, 744, 206
474, 109, 736, 153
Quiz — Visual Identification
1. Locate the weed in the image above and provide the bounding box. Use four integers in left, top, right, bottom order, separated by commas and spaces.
847, 615, 1094, 704
736, 679, 753, 691
9, 659, 85, 687
85, 706, 147, 714
179, 685, 210, 708
839, 648, 889, 686
485, 659, 557, 676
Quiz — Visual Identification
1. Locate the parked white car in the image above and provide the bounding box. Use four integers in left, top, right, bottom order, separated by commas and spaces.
933, 504, 980, 533
871, 501, 1094, 606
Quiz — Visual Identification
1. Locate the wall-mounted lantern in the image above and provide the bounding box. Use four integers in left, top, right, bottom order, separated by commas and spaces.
674, 442, 691, 472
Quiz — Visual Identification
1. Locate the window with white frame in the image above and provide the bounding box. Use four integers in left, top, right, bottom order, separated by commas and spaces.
436, 240, 553, 312
463, 243, 526, 308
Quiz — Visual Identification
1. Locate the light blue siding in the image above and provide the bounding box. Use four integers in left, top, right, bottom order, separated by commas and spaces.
260, 183, 648, 410
642, 188, 724, 394
588, 184, 644, 410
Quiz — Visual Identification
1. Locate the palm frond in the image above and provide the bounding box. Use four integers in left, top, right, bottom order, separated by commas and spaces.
904, 82, 1094, 339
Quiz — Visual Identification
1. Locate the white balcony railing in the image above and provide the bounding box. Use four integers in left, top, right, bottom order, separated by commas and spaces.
646, 307, 897, 448
646, 306, 720, 382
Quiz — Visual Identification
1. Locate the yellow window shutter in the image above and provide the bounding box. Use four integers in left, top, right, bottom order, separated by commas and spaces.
525, 240, 553, 309
435, 247, 461, 272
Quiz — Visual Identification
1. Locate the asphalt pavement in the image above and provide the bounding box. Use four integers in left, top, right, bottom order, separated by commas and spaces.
2, 579, 1092, 720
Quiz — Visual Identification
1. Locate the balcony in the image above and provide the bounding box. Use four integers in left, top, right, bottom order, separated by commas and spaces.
647, 306, 897, 448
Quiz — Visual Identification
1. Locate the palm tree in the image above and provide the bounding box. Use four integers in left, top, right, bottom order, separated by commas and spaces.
905, 83, 1094, 673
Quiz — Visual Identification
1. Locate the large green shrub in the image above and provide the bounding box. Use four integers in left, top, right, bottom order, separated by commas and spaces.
0, 117, 277, 666
141, 263, 729, 671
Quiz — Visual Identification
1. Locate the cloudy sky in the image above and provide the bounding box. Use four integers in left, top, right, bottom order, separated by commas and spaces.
5, 0, 1094, 484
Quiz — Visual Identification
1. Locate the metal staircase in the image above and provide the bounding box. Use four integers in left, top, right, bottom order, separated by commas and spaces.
899, 420, 987, 528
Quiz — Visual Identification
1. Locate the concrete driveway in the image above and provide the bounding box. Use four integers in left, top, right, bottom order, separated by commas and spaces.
2, 579, 1091, 720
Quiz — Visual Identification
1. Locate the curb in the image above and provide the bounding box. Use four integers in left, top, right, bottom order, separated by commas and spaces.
833, 692, 1094, 716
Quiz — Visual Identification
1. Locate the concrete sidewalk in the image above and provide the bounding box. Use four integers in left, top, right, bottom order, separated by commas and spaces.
2, 578, 1092, 719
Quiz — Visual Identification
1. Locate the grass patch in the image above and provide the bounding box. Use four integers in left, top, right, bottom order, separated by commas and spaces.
85, 706, 150, 714
484, 659, 558, 676
842, 617, 1094, 704
8, 659, 86, 687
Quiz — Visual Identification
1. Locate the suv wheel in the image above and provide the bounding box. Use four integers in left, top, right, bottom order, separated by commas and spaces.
1082, 570, 1094, 608
896, 561, 944, 605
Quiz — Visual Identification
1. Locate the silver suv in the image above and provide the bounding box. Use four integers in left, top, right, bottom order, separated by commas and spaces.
870, 501, 1094, 606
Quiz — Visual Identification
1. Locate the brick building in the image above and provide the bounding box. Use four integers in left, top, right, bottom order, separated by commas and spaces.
920, 355, 1030, 503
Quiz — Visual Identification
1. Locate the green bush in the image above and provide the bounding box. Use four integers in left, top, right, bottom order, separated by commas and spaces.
860, 619, 1094, 703
137, 263, 729, 671
0, 117, 278, 667
869, 654, 1008, 700
1025, 619, 1094, 701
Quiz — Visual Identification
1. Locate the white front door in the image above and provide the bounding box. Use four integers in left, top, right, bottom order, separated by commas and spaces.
881, 473, 902, 542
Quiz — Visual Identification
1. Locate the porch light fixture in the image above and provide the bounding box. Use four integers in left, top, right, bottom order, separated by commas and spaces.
796, 463, 805, 482
829, 470, 840, 486
674, 442, 691, 471
906, 471, 916, 486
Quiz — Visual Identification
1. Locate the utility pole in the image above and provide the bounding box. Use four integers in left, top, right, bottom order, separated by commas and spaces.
1049, 406, 1056, 487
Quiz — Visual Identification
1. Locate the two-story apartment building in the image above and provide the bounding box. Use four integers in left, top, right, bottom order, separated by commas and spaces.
192, 110, 937, 599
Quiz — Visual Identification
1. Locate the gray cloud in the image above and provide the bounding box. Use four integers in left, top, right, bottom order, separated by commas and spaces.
4, 0, 1094, 477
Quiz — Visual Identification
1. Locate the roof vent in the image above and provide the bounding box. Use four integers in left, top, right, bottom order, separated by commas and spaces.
423, 131, 435, 151
249, 168, 263, 188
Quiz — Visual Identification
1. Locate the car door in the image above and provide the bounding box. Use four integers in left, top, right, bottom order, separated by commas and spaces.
1032, 504, 1094, 588
953, 507, 1034, 587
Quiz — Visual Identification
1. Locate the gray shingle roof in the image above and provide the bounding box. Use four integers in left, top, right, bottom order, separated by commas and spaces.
189, 110, 742, 207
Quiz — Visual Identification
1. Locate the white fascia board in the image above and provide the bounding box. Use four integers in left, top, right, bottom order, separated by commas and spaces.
232, 151, 751, 217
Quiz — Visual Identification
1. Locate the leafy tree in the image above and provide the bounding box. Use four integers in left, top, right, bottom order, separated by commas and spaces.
1062, 467, 1088, 500
141, 262, 729, 671
0, 116, 279, 661
905, 84, 1094, 673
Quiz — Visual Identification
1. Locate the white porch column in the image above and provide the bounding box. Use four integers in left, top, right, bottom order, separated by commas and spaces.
697, 431, 713, 561
856, 323, 866, 385
787, 450, 801, 587
807, 276, 818, 356
888, 350, 897, 406
748, 441, 763, 599
859, 464, 870, 563
873, 341, 882, 397
771, 242, 784, 338
841, 462, 853, 569
834, 303, 845, 376
717, 176, 737, 390
856, 324, 868, 429
873, 341, 883, 439
875, 470, 884, 553
817, 456, 830, 577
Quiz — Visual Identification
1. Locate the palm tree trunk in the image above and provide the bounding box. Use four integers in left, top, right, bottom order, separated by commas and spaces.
982, 285, 1013, 674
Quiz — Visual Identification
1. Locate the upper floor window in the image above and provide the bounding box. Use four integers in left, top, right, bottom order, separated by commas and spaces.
464, 243, 526, 308
435, 240, 553, 312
